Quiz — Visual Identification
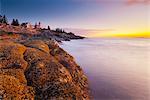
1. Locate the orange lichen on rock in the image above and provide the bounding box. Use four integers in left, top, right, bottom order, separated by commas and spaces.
23, 40, 50, 53
0, 41, 27, 70
0, 39, 90, 99
0, 74, 34, 100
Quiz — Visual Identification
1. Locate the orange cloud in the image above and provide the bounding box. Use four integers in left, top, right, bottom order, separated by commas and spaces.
126, 0, 150, 5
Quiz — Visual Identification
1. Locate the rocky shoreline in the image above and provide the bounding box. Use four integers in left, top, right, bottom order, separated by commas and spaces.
0, 23, 90, 99
0, 23, 85, 42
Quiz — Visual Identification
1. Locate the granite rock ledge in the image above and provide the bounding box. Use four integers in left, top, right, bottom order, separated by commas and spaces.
0, 39, 90, 100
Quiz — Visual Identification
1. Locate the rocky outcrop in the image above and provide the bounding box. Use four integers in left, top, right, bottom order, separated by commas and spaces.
33, 30, 85, 42
0, 39, 90, 99
0, 23, 85, 42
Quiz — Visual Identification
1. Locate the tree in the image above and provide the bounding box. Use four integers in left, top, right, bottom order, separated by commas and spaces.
0, 15, 3, 23
48, 26, 50, 30
21, 23, 27, 28
55, 28, 59, 32
0, 15, 8, 24
34, 23, 37, 29
2, 15, 8, 24
15, 19, 19, 26
62, 30, 66, 33
38, 22, 41, 26
11, 19, 16, 25
56, 28, 63, 33
11, 19, 19, 26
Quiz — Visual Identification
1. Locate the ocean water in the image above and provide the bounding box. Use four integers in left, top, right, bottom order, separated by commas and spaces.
60, 38, 150, 100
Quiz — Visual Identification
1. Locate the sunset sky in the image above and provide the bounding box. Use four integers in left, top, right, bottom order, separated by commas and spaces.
0, 0, 150, 37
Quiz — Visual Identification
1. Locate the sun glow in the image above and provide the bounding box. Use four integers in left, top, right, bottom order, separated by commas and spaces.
87, 32, 150, 38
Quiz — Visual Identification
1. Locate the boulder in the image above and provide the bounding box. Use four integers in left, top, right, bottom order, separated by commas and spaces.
23, 40, 50, 53
0, 41, 27, 70
50, 45, 90, 99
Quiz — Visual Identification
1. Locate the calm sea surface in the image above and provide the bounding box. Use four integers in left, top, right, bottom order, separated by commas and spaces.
60, 38, 150, 100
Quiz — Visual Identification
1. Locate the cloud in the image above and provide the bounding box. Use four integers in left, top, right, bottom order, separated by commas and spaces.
71, 0, 150, 4
126, 0, 150, 5
69, 0, 116, 3
64, 28, 115, 37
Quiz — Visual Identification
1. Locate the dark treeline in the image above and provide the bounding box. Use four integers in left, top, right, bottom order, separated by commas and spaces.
0, 15, 47, 29
0, 15, 75, 34
55, 28, 66, 33
0, 15, 20, 26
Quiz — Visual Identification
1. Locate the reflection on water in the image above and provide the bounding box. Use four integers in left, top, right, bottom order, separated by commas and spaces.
61, 38, 150, 100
